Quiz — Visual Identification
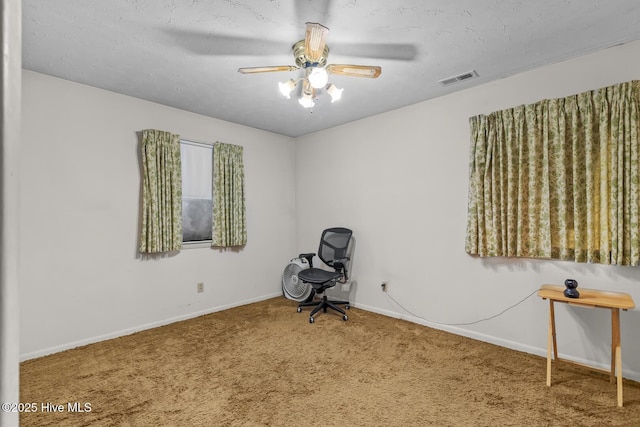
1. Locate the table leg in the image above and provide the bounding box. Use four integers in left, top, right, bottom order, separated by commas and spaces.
546, 300, 556, 387
612, 308, 623, 407
550, 301, 557, 360
610, 309, 616, 384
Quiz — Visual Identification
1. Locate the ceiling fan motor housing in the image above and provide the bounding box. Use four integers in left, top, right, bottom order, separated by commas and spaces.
293, 40, 329, 68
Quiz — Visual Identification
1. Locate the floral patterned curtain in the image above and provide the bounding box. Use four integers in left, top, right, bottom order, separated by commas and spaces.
212, 142, 247, 247
139, 129, 183, 253
466, 80, 640, 265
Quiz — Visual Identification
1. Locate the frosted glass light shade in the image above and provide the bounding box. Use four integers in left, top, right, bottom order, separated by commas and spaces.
308, 67, 329, 89
326, 84, 343, 103
298, 92, 315, 108
278, 79, 296, 98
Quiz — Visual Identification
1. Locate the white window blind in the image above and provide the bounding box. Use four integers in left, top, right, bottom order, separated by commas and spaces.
180, 140, 213, 242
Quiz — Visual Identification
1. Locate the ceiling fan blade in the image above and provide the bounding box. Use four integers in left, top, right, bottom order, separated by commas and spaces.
326, 64, 382, 78
337, 43, 417, 61
163, 28, 290, 56
304, 22, 329, 63
238, 66, 299, 74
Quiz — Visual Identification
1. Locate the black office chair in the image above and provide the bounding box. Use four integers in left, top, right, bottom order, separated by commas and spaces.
296, 227, 353, 323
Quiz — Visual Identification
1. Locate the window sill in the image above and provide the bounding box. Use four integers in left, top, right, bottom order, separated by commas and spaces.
182, 241, 212, 249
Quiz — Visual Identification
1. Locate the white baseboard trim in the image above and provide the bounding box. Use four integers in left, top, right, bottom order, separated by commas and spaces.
20, 292, 282, 362
353, 302, 640, 383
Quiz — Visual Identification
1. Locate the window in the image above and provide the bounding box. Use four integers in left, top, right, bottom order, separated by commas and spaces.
139, 131, 246, 252
465, 80, 640, 265
180, 140, 213, 243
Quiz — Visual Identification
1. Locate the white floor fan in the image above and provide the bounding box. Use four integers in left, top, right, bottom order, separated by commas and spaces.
281, 257, 315, 302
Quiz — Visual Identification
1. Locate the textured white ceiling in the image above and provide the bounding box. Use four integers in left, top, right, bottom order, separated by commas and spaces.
22, 0, 640, 137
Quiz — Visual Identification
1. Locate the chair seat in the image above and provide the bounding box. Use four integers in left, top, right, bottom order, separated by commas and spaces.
297, 268, 342, 285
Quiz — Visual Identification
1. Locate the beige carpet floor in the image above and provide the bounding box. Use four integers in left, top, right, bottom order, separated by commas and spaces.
20, 297, 640, 426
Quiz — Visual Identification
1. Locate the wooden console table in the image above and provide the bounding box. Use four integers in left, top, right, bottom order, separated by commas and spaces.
537, 284, 635, 407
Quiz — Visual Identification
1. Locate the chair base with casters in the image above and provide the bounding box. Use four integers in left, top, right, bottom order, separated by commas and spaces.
295, 227, 353, 323
297, 294, 350, 323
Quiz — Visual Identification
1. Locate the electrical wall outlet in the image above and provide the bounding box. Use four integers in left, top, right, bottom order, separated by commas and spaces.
197, 282, 204, 293
381, 282, 387, 292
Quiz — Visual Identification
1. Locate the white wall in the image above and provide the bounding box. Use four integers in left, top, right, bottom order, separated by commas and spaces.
20, 71, 296, 358
295, 39, 640, 381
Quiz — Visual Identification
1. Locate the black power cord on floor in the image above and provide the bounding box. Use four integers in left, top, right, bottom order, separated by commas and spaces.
383, 288, 539, 326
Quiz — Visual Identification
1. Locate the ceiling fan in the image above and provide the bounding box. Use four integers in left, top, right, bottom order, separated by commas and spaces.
238, 22, 382, 108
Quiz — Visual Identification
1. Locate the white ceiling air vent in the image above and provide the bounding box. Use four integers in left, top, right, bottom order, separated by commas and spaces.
437, 70, 479, 86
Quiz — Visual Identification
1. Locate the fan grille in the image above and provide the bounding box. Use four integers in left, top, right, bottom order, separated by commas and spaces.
282, 260, 312, 301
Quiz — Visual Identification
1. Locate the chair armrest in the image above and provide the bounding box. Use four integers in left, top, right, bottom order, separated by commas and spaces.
333, 257, 350, 279
298, 253, 315, 267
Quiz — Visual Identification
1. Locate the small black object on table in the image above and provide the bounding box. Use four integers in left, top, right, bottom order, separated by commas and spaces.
563, 279, 580, 298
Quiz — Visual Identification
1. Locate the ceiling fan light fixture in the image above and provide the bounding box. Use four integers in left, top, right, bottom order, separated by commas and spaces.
326, 84, 343, 103
238, 23, 381, 110
298, 92, 315, 108
278, 79, 297, 98
299, 80, 315, 108
308, 67, 329, 89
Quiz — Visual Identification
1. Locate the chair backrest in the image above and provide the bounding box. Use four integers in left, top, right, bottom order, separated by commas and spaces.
318, 227, 353, 269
